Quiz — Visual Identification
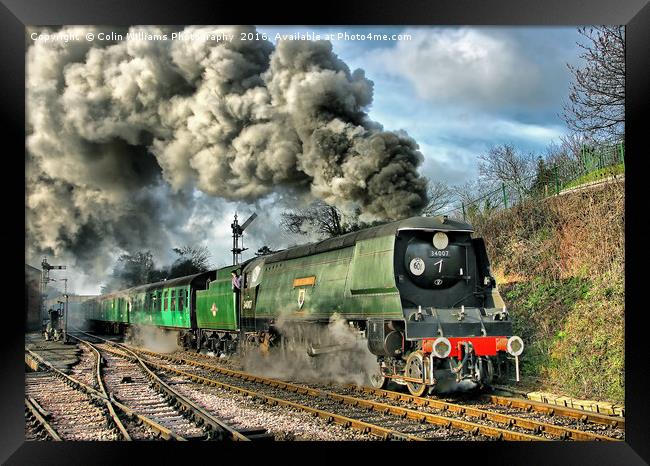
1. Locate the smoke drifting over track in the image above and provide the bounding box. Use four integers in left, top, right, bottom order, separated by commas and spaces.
26, 26, 429, 269
126, 325, 180, 354
243, 315, 378, 387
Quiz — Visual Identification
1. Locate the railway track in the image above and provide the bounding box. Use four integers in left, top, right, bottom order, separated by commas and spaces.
25, 350, 126, 441
143, 347, 623, 442
126, 347, 560, 441
482, 394, 625, 430
68, 331, 271, 441
335, 385, 624, 440
179, 348, 625, 438
47, 331, 623, 442
25, 333, 267, 441
26, 345, 184, 441
96, 342, 433, 440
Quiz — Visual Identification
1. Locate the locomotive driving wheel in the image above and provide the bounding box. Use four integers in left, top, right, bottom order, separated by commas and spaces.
405, 350, 427, 396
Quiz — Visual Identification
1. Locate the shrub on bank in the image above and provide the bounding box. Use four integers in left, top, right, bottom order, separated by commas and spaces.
474, 182, 624, 402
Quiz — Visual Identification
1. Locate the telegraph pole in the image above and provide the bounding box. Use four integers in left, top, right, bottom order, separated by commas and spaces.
61, 278, 69, 343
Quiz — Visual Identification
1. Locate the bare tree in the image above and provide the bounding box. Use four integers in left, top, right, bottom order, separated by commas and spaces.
169, 245, 211, 278
255, 246, 276, 256
421, 181, 453, 216
558, 132, 591, 160
103, 250, 162, 291
281, 201, 385, 239
545, 140, 577, 169
562, 26, 625, 143
447, 179, 504, 221
281, 202, 346, 238
478, 144, 537, 199
451, 180, 483, 208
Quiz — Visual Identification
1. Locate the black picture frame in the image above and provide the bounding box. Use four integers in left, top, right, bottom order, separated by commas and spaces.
4, 0, 648, 463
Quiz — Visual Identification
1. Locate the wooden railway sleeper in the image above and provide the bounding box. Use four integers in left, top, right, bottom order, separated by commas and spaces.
348, 384, 621, 441
124, 344, 617, 442
132, 354, 431, 441
134, 348, 547, 441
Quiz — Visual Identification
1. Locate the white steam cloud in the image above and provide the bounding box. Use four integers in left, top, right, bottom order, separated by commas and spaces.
125, 325, 180, 354
243, 315, 378, 387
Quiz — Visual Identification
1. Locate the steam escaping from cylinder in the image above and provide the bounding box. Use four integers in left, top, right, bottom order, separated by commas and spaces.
26, 26, 429, 272
242, 314, 379, 387
125, 325, 180, 353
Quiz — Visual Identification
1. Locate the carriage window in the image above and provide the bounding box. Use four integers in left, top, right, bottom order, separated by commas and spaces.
171, 290, 176, 311
163, 291, 168, 311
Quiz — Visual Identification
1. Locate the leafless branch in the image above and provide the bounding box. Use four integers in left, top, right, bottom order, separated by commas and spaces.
561, 26, 625, 143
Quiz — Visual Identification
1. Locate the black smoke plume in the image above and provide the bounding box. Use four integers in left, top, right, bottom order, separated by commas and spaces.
26, 26, 429, 271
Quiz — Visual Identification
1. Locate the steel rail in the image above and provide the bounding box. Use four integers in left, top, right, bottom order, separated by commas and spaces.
69, 330, 255, 441
343, 385, 619, 441
66, 334, 132, 440
25, 396, 62, 441
483, 394, 625, 429
116, 354, 426, 441
178, 348, 624, 437
98, 343, 252, 441
133, 348, 544, 441
25, 347, 186, 441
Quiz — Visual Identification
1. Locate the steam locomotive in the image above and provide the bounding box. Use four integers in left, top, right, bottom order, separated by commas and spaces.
82, 215, 524, 395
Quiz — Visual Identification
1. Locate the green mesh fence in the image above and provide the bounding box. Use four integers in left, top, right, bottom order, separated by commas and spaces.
439, 141, 624, 222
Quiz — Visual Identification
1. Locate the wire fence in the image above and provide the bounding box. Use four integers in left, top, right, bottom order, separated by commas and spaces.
439, 141, 625, 222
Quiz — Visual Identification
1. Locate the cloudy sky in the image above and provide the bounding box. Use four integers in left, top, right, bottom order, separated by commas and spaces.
258, 26, 582, 185
26, 25, 584, 295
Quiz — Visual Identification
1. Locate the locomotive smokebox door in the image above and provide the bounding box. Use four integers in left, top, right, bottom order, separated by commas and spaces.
404, 237, 466, 289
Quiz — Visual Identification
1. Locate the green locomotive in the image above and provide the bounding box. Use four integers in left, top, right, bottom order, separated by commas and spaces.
83, 215, 523, 395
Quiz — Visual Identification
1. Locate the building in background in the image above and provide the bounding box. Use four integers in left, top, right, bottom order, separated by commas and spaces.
25, 264, 41, 332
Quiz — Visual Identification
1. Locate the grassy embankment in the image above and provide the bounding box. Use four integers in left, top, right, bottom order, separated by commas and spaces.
562, 163, 624, 191
473, 181, 624, 402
